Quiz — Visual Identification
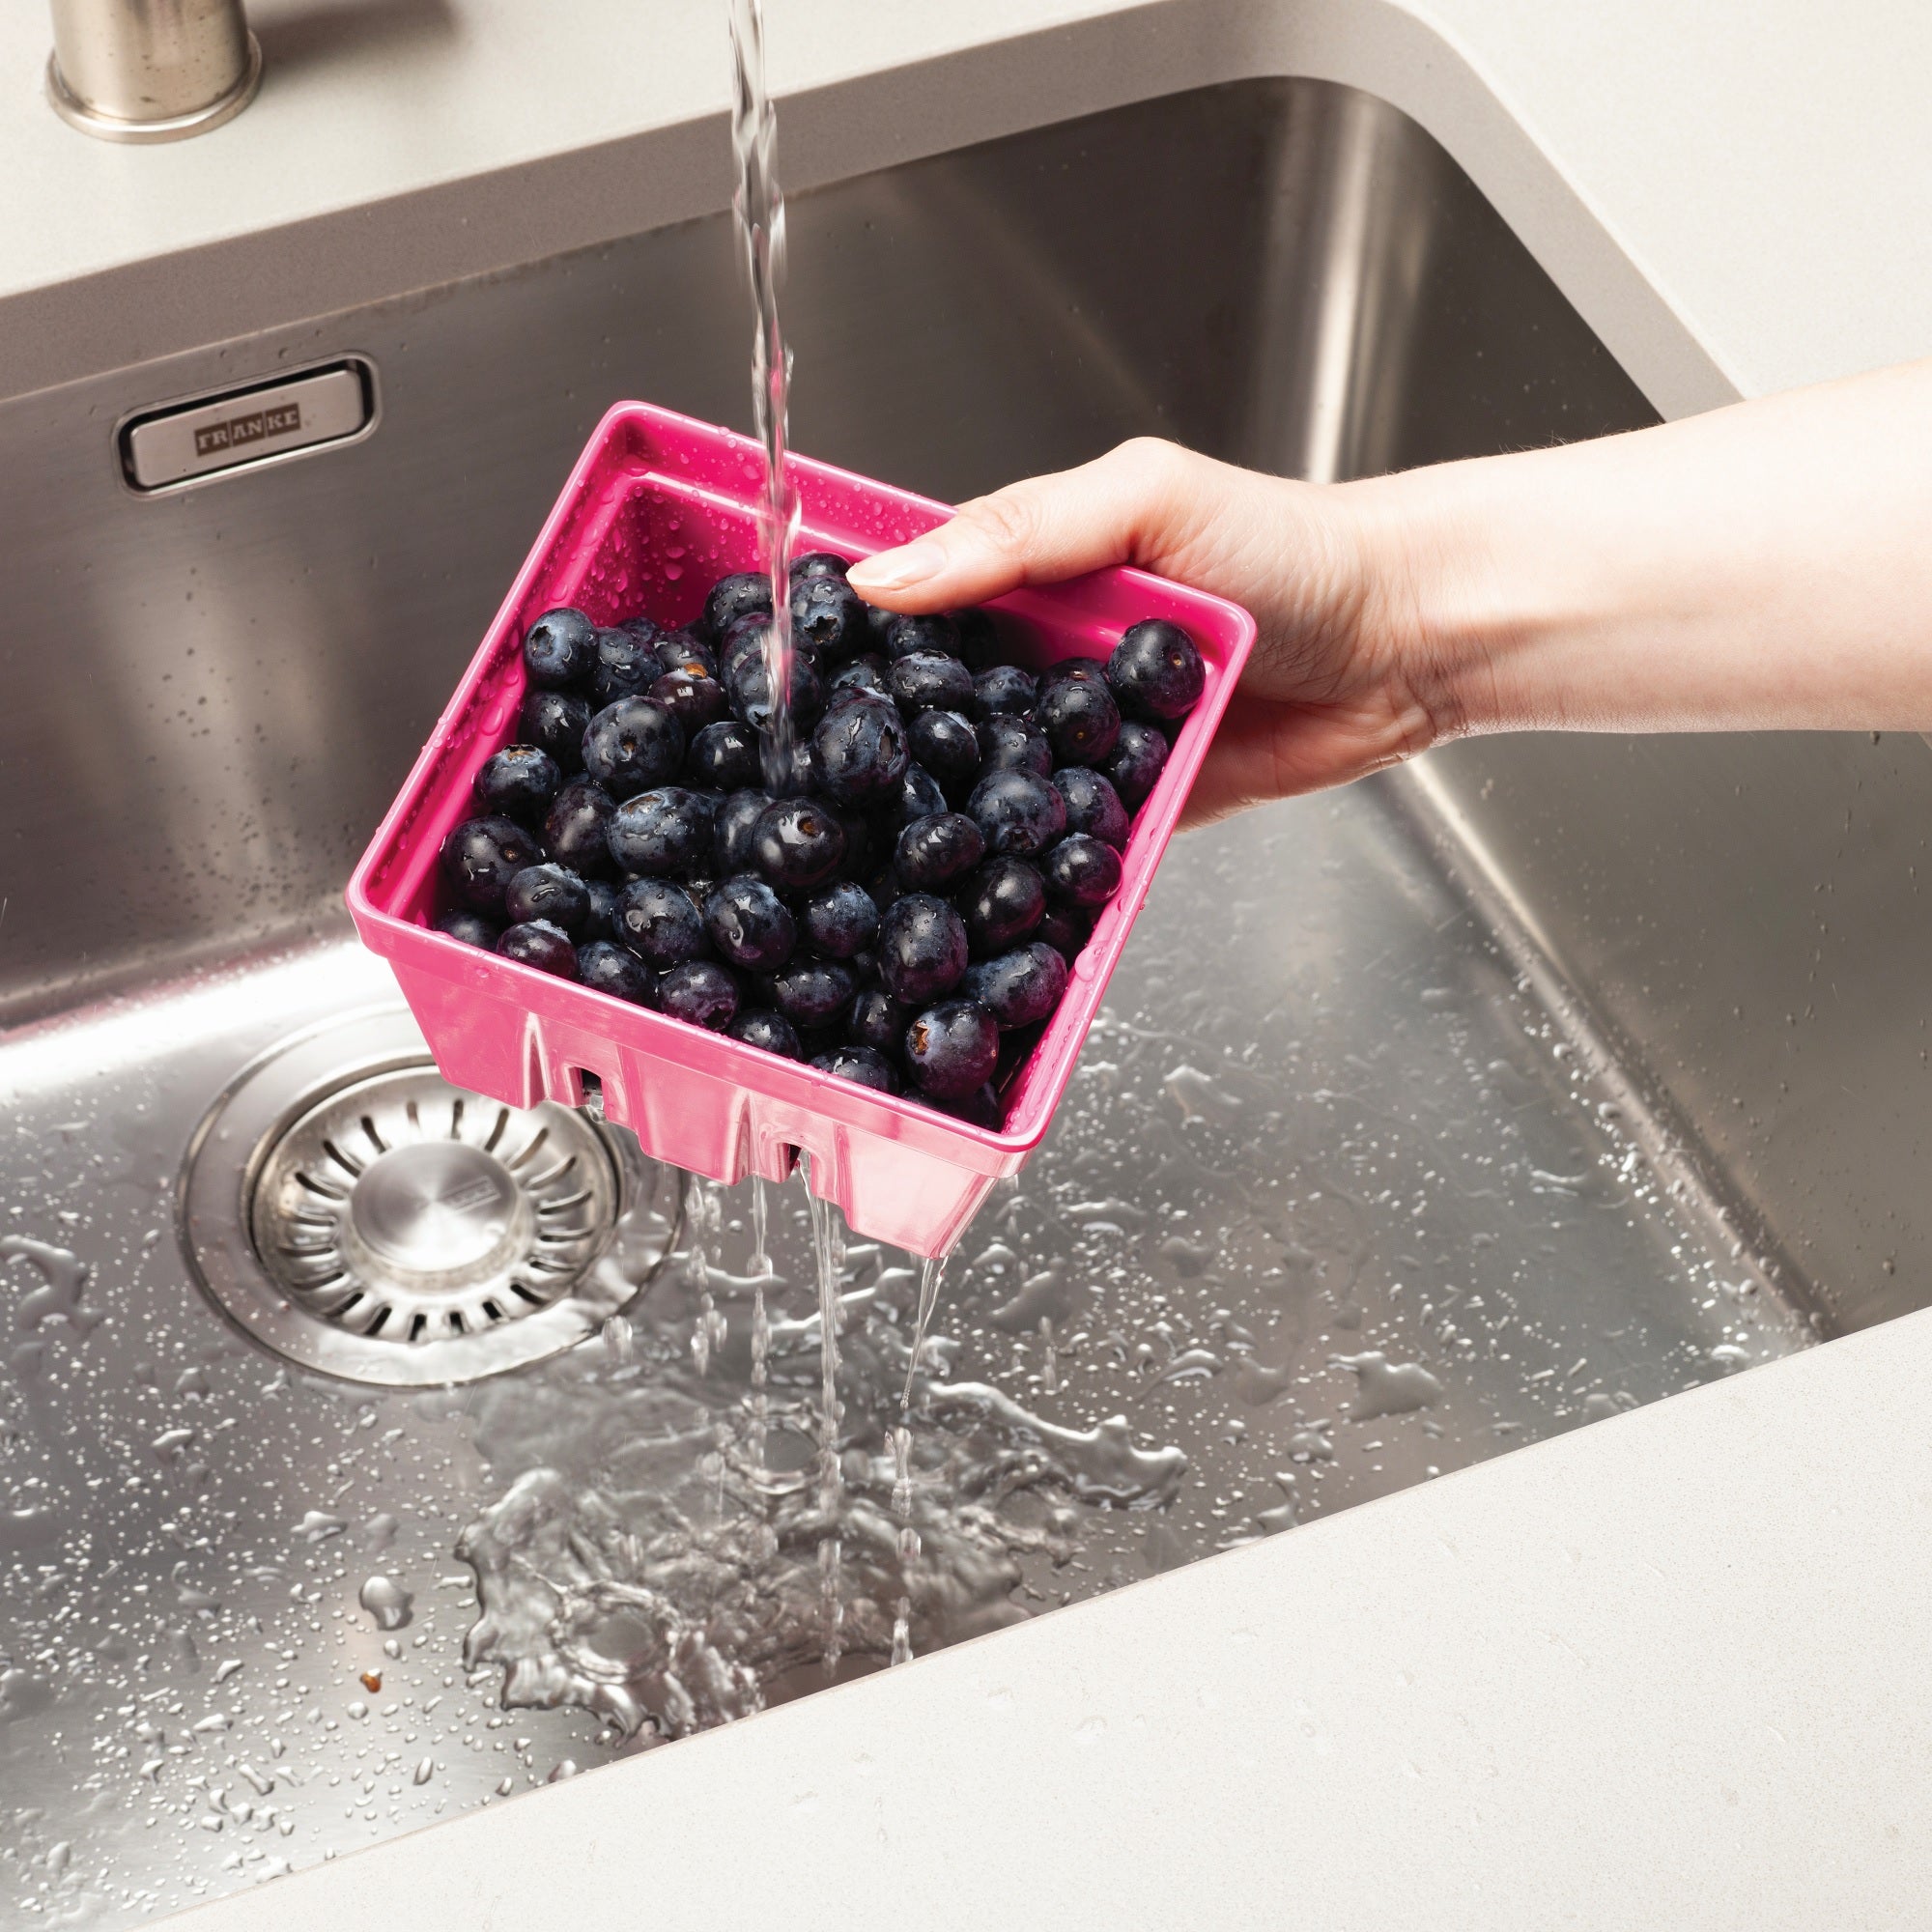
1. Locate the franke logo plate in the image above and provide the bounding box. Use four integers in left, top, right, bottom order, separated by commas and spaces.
193, 402, 303, 458
121, 361, 375, 493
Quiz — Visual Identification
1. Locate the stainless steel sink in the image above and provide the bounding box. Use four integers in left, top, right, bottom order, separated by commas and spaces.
0, 73, 1894, 1926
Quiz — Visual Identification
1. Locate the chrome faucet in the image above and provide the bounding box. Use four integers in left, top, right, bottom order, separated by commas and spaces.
47, 0, 262, 142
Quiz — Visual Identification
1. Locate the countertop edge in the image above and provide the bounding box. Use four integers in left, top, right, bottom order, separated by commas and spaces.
2, 0, 1736, 420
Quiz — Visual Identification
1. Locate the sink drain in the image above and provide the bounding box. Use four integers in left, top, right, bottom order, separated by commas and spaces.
181, 1008, 675, 1385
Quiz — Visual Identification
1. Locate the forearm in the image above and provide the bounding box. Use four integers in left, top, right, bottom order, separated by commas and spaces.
1359, 357, 1932, 739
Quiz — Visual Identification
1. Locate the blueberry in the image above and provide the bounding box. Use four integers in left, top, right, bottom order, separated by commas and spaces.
790, 551, 850, 582
687, 719, 763, 791
543, 779, 617, 878
614, 876, 708, 967
771, 957, 857, 1029
888, 650, 976, 715
1036, 903, 1094, 961
801, 880, 879, 959
751, 796, 847, 890
577, 939, 655, 1005
960, 941, 1069, 1030
717, 612, 776, 686
971, 664, 1037, 720
1038, 655, 1110, 692
810, 1045, 901, 1095
703, 874, 798, 972
518, 689, 591, 774
591, 626, 663, 706
967, 769, 1067, 857
607, 786, 718, 880
847, 985, 908, 1054
895, 811, 984, 893
1035, 676, 1121, 767
932, 1082, 1002, 1128
440, 815, 540, 914
957, 856, 1046, 957
497, 920, 579, 978
904, 999, 1000, 1099
582, 877, 620, 942
647, 667, 725, 737
975, 713, 1053, 780
523, 608, 597, 689
504, 862, 591, 936
790, 574, 868, 660
713, 788, 773, 873
658, 628, 718, 680
726, 649, 824, 736
582, 697, 684, 801
881, 612, 960, 661
658, 959, 740, 1030
1108, 618, 1206, 721
895, 762, 949, 826
728, 1009, 804, 1058
813, 696, 909, 806
877, 894, 969, 1005
700, 571, 773, 641
953, 607, 1005, 671
1105, 721, 1169, 810
826, 655, 892, 705
908, 709, 980, 801
435, 909, 500, 949
474, 744, 562, 825
1050, 767, 1130, 849
1042, 833, 1123, 909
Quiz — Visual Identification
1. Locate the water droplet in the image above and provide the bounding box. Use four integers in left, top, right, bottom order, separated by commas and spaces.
358, 1576, 413, 1631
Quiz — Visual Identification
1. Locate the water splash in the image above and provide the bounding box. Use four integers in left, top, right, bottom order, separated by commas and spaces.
454, 1168, 1189, 1738
726, 0, 803, 793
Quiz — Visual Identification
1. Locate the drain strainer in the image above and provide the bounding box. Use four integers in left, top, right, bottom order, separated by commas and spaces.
181, 1008, 675, 1385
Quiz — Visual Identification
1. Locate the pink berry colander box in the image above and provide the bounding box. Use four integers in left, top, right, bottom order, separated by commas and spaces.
346, 401, 1256, 1258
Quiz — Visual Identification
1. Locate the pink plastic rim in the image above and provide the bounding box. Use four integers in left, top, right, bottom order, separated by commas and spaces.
347, 400, 1255, 1256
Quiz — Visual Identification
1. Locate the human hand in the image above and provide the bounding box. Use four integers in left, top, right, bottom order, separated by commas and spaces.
845, 439, 1463, 829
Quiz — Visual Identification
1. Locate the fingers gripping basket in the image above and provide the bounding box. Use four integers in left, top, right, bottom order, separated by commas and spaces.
347, 403, 1255, 1258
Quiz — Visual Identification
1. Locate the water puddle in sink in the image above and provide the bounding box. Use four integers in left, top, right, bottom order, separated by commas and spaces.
454, 1179, 1179, 1741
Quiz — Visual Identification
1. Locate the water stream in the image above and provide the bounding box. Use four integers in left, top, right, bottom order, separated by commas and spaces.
726, 0, 804, 793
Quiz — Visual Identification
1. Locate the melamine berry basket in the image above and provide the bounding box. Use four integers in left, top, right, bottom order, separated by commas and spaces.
347, 401, 1255, 1257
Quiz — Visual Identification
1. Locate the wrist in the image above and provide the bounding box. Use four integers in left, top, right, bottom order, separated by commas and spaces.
1338, 463, 1521, 745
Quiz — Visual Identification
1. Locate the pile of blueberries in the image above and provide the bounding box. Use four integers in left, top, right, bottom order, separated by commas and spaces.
436, 552, 1204, 1124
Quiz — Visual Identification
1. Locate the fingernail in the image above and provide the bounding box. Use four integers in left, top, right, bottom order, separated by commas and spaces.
849, 537, 944, 592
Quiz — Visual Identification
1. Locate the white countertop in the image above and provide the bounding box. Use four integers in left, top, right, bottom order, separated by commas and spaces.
6, 0, 1931, 409
14, 2, 1928, 1924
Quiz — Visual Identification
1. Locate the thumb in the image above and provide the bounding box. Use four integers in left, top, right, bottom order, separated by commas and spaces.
846, 438, 1204, 612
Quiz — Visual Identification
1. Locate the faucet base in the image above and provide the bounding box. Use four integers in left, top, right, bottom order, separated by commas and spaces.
45, 30, 261, 143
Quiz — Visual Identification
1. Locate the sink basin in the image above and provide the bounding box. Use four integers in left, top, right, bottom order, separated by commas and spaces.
0, 73, 1894, 1924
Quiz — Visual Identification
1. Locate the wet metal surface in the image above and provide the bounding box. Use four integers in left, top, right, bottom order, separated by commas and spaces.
0, 783, 1806, 1923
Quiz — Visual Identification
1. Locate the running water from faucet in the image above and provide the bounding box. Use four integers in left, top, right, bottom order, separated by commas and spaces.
726, 0, 803, 794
